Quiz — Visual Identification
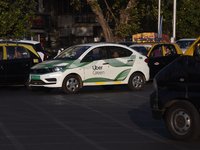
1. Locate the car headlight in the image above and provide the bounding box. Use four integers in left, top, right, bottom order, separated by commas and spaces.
48, 66, 66, 72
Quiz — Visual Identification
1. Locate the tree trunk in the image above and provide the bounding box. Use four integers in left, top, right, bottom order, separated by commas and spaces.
87, 0, 115, 42
120, 0, 137, 24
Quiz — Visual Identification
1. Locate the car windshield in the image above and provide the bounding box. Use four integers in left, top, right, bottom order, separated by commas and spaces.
176, 40, 195, 49
55, 46, 91, 60
130, 46, 151, 56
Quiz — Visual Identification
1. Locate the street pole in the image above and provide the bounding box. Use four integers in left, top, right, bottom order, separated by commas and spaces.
158, 0, 161, 35
172, 0, 177, 43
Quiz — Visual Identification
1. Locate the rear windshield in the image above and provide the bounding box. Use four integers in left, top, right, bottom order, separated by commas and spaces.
176, 40, 195, 49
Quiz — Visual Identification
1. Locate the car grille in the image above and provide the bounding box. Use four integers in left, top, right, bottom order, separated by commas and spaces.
30, 80, 45, 85
30, 69, 49, 74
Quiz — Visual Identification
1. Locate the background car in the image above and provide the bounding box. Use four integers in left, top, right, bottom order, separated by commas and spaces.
130, 42, 183, 78
0, 43, 42, 88
30, 43, 149, 93
116, 41, 136, 47
175, 38, 197, 53
0, 39, 48, 61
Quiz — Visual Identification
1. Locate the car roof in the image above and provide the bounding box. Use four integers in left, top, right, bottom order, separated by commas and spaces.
176, 38, 197, 41
0, 39, 40, 45
75, 42, 132, 47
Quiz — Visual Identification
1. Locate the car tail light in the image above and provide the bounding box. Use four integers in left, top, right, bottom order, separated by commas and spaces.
144, 58, 149, 63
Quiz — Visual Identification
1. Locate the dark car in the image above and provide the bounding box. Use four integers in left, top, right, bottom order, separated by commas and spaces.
130, 42, 183, 78
150, 37, 200, 141
0, 43, 42, 88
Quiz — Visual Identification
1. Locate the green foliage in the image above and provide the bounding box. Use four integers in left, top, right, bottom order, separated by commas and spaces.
72, 0, 200, 40
0, 0, 37, 38
160, 0, 200, 39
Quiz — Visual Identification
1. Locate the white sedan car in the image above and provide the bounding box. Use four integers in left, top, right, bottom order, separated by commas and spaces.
30, 43, 149, 93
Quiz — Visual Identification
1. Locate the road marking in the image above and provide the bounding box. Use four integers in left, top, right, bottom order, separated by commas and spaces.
0, 121, 25, 150
23, 100, 107, 150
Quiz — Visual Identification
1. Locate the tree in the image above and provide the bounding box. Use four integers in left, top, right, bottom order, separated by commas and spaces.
72, 0, 139, 42
162, 0, 200, 39
0, 0, 37, 38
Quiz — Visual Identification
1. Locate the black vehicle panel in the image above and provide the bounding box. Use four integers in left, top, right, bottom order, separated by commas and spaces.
5, 58, 31, 84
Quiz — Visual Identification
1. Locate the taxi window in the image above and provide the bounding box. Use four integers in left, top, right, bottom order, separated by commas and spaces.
150, 46, 163, 58
0, 47, 3, 60
164, 45, 177, 56
6, 46, 30, 59
109, 46, 132, 58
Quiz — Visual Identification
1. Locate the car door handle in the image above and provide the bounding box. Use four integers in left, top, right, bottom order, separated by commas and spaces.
127, 60, 133, 62
103, 63, 109, 65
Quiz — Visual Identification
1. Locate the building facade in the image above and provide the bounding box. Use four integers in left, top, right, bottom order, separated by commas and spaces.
31, 0, 103, 49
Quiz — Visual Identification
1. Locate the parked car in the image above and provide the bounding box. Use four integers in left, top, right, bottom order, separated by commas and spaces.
130, 42, 183, 78
150, 37, 200, 141
0, 42, 42, 88
0, 39, 48, 61
30, 43, 149, 93
175, 38, 197, 53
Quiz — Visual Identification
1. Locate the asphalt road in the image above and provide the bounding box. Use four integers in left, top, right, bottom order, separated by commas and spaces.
0, 83, 200, 150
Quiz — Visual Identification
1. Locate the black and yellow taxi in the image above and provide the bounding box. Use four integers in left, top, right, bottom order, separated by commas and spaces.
150, 37, 200, 141
130, 42, 183, 78
0, 42, 41, 87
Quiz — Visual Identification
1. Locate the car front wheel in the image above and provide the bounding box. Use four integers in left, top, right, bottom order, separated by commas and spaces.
62, 75, 80, 94
165, 101, 200, 141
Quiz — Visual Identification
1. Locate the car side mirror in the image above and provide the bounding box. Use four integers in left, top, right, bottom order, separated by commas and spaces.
194, 43, 200, 61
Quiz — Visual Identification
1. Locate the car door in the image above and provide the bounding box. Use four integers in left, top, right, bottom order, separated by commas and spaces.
107, 46, 134, 81
163, 44, 181, 66
5, 46, 31, 84
81, 46, 110, 83
148, 45, 165, 78
0, 46, 6, 85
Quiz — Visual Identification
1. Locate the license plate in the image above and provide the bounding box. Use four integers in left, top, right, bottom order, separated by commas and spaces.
31, 75, 40, 80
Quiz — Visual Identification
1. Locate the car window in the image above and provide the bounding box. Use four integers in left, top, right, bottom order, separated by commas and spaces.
164, 45, 177, 56
0, 47, 3, 60
176, 40, 195, 49
109, 46, 132, 58
6, 46, 30, 59
150, 45, 163, 58
130, 46, 148, 56
82, 46, 107, 62
56, 46, 90, 60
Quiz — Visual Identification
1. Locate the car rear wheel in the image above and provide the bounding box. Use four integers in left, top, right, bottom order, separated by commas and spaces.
62, 75, 80, 94
128, 73, 144, 91
165, 101, 200, 141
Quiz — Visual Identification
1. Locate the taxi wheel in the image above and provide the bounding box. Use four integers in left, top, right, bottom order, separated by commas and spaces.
165, 101, 200, 141
102, 85, 115, 90
62, 75, 80, 94
128, 73, 144, 91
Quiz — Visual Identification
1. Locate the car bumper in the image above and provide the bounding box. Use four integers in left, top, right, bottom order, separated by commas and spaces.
30, 72, 63, 88
150, 91, 163, 120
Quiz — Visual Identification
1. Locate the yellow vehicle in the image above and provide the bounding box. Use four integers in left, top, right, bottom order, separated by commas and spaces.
0, 43, 42, 87
130, 42, 183, 78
